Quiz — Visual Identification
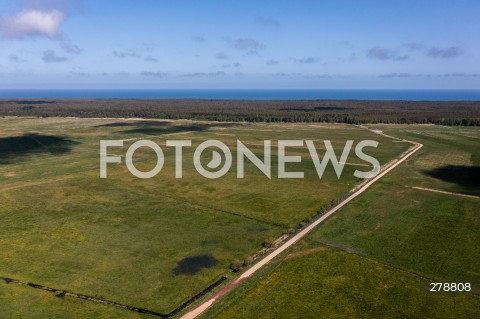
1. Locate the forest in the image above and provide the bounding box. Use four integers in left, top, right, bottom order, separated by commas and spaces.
1, 99, 479, 126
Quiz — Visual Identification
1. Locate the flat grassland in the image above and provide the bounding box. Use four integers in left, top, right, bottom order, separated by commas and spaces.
204, 125, 480, 319
0, 117, 408, 317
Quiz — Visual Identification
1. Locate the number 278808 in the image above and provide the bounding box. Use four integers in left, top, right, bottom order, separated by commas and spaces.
430, 283, 471, 292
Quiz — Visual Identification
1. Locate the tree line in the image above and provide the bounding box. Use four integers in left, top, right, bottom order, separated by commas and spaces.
1, 99, 479, 126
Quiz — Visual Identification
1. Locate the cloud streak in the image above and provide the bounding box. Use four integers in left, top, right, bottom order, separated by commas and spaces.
402, 42, 424, 51
61, 39, 83, 54
266, 59, 279, 65
427, 46, 461, 58
113, 50, 139, 58
221, 63, 240, 68
69, 71, 91, 77
369, 44, 463, 61
192, 35, 206, 43
441, 72, 479, 77
215, 52, 229, 60
233, 38, 265, 53
182, 71, 226, 77
140, 71, 167, 77
8, 54, 27, 63
42, 50, 67, 63
145, 56, 158, 62
366, 46, 409, 61
254, 16, 281, 28
293, 57, 319, 64
377, 72, 479, 78
379, 73, 411, 78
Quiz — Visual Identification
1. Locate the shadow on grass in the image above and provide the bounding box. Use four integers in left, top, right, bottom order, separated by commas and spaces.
423, 165, 480, 189
172, 255, 218, 276
99, 121, 238, 135
0, 133, 78, 164
96, 121, 171, 127
124, 124, 210, 135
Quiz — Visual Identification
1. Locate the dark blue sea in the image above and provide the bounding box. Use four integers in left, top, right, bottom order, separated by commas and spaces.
0, 89, 479, 101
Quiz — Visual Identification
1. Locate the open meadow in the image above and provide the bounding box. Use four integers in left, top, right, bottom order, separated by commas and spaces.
0, 117, 409, 317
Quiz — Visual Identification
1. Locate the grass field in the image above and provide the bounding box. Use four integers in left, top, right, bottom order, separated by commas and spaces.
0, 117, 409, 317
203, 125, 480, 319
205, 243, 480, 319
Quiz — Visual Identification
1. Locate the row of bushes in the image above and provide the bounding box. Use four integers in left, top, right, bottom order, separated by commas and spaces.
229, 199, 341, 272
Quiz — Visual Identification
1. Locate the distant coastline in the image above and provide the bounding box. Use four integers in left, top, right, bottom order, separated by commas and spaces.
1, 89, 480, 101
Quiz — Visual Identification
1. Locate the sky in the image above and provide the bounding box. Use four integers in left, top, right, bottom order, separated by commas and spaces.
1, 0, 479, 89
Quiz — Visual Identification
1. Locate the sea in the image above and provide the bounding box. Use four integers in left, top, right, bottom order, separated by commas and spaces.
0, 89, 479, 101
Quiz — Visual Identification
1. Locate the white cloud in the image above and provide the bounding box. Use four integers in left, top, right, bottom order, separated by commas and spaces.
0, 9, 64, 39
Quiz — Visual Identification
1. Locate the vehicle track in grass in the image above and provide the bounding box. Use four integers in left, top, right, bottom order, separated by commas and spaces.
411, 186, 480, 199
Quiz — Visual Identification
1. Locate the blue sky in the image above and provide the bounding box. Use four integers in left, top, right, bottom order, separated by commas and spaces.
1, 0, 479, 89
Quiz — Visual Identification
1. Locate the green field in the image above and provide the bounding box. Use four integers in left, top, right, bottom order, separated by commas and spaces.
0, 117, 409, 317
206, 245, 480, 319
204, 125, 480, 319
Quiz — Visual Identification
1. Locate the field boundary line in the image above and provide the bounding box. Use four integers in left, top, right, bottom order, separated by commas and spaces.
0, 276, 166, 318
0, 275, 228, 318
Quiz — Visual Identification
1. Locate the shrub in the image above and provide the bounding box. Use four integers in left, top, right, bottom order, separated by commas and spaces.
243, 256, 253, 267
230, 259, 243, 272
263, 237, 276, 248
